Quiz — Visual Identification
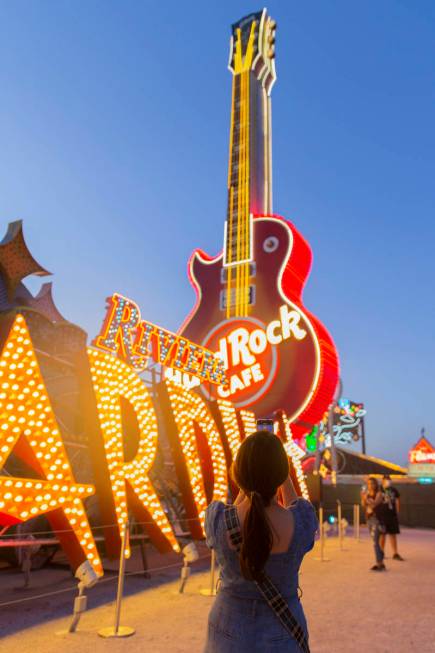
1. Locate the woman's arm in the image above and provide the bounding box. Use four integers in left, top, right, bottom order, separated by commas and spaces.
365, 491, 383, 509
373, 491, 384, 507
281, 475, 299, 508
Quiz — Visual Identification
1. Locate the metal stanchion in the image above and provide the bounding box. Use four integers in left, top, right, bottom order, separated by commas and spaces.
337, 500, 347, 551
98, 522, 135, 638
338, 501, 349, 551
337, 500, 342, 543
354, 504, 360, 542
314, 506, 330, 562
200, 549, 217, 596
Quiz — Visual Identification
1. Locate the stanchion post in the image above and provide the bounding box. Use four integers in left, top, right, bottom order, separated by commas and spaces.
353, 505, 356, 540
337, 500, 343, 550
314, 505, 330, 562
356, 503, 360, 542
98, 521, 135, 638
200, 549, 217, 597
320, 507, 325, 560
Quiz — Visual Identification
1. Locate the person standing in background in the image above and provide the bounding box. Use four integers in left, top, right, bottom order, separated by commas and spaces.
361, 477, 387, 571
380, 475, 404, 561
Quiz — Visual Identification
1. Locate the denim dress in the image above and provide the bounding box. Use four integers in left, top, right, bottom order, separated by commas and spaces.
203, 498, 318, 653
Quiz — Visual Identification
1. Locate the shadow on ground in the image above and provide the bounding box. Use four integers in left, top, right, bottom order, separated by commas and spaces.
0, 542, 211, 638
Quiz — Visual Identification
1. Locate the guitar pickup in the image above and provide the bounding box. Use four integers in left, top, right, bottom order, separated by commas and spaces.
220, 285, 256, 310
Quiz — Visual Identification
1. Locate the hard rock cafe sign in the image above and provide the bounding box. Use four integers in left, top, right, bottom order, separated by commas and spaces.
203, 304, 307, 406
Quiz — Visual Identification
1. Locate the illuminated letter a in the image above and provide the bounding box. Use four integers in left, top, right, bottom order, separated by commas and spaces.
0, 315, 102, 575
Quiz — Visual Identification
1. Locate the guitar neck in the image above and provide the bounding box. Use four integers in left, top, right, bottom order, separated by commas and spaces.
224, 15, 276, 268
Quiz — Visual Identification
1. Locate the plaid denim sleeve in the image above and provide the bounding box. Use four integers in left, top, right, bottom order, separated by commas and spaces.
204, 500, 225, 549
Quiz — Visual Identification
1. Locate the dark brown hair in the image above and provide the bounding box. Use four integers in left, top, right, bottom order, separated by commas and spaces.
368, 477, 379, 496
232, 430, 289, 581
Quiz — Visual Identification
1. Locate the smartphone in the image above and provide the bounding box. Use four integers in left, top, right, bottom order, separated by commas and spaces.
257, 418, 275, 433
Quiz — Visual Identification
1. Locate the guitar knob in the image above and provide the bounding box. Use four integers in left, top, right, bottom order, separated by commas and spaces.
263, 236, 279, 253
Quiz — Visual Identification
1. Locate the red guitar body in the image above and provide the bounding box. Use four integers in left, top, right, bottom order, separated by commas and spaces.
180, 214, 339, 437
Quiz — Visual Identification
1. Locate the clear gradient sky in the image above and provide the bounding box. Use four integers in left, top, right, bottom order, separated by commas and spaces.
0, 1, 434, 465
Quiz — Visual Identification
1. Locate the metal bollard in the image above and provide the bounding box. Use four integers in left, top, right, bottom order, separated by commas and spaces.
337, 500, 344, 550
354, 503, 360, 541
98, 521, 135, 638
200, 549, 217, 596
314, 506, 330, 562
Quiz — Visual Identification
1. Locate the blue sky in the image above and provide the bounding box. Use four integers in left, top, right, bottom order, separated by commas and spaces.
0, 1, 434, 465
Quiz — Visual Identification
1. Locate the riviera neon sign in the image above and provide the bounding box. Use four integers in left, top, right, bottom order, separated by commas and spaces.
93, 293, 227, 386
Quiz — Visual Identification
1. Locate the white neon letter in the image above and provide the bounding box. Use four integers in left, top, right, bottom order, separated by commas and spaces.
249, 328, 268, 354
227, 328, 255, 366
280, 305, 307, 341
266, 319, 283, 345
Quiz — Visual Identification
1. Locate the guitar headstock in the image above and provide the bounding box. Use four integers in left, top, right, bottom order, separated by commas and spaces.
228, 9, 276, 89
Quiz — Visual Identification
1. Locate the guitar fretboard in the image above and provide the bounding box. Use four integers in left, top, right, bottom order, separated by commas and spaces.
223, 15, 276, 317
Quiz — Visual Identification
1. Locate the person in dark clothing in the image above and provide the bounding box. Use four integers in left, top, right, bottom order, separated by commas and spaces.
380, 474, 404, 561
361, 477, 387, 571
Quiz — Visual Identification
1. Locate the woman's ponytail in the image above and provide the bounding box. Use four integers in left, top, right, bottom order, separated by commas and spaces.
239, 491, 273, 582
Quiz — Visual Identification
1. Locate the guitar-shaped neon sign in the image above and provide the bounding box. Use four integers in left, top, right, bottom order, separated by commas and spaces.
179, 10, 339, 432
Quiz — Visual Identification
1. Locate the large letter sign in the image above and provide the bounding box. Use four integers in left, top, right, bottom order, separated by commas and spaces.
0, 315, 102, 575
158, 380, 228, 539
88, 348, 179, 556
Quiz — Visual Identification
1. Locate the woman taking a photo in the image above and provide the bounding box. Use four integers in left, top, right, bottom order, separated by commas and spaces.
361, 476, 386, 572
203, 430, 318, 653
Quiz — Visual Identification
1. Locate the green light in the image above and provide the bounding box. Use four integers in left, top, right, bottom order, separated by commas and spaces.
305, 426, 318, 452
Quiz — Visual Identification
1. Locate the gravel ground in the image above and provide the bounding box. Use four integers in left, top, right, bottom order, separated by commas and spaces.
0, 527, 434, 652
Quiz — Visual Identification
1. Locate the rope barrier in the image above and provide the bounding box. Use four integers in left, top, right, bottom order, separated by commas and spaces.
0, 516, 206, 539
0, 554, 211, 610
